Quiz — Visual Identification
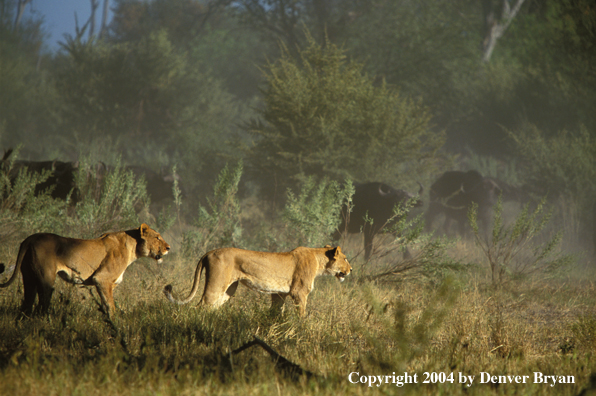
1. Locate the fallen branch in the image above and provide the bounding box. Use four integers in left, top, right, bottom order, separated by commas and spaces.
231, 337, 316, 380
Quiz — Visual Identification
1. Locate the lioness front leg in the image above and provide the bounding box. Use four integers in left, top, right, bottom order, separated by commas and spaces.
92, 281, 116, 318
290, 291, 309, 317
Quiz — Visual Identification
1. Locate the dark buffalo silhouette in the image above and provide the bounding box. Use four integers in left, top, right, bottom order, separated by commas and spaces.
335, 182, 423, 260
125, 165, 179, 204
0, 150, 178, 209
1, 153, 79, 202
1, 149, 79, 201
425, 170, 505, 237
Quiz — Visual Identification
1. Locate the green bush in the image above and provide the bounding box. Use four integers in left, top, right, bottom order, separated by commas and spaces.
0, 152, 151, 244
0, 156, 67, 242
182, 162, 243, 258
282, 177, 354, 248
358, 201, 460, 283
469, 196, 574, 285
508, 124, 596, 247
246, 32, 444, 194
69, 157, 150, 238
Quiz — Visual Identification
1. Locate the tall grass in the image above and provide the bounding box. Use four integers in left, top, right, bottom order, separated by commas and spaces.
0, 162, 594, 396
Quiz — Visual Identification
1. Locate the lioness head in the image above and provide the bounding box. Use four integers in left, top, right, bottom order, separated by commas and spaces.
138, 223, 171, 263
324, 245, 351, 282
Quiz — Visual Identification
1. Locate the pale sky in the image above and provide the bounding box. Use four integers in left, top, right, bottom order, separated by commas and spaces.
26, 0, 114, 50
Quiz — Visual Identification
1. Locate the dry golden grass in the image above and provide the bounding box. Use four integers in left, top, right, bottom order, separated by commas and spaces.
1, 234, 595, 395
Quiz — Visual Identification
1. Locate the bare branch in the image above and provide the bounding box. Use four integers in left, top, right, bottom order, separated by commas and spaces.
99, 0, 109, 38
13, 0, 32, 31
88, 0, 100, 39
482, 0, 526, 62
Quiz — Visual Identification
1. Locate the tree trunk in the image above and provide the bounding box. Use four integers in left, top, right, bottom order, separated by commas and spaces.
482, 0, 526, 63
13, 0, 32, 31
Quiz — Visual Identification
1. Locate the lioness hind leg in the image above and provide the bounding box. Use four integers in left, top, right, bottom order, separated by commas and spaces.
200, 270, 235, 308
20, 266, 39, 316
94, 282, 116, 318
21, 260, 56, 316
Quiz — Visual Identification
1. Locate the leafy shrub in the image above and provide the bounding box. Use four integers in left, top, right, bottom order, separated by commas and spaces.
246, 32, 444, 195
508, 124, 596, 246
68, 157, 150, 238
278, 177, 354, 249
358, 201, 460, 283
469, 196, 574, 285
0, 157, 67, 242
182, 162, 243, 258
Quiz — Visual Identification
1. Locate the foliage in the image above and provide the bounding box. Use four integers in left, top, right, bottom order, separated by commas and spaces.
508, 124, 596, 199
69, 156, 150, 238
282, 177, 354, 248
0, 0, 58, 152
56, 30, 189, 141
0, 150, 150, 243
344, 0, 483, 118
182, 162, 243, 258
358, 201, 460, 283
506, 0, 596, 130
463, 148, 523, 186
246, 33, 444, 195
55, 28, 248, 196
0, 151, 67, 242
469, 196, 574, 285
508, 123, 596, 245
356, 278, 460, 372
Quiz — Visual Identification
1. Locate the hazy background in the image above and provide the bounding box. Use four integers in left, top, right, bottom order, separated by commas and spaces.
2, 0, 595, 255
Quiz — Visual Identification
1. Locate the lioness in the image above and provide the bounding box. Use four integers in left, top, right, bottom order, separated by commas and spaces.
164, 245, 351, 316
0, 224, 170, 318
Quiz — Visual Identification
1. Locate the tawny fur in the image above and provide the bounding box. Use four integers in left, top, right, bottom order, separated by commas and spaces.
0, 223, 170, 318
164, 245, 351, 316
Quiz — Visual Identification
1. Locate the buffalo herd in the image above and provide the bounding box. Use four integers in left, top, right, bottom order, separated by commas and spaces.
2, 149, 533, 260
335, 171, 528, 260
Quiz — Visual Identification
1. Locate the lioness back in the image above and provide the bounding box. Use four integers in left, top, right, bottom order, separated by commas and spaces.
164, 245, 351, 316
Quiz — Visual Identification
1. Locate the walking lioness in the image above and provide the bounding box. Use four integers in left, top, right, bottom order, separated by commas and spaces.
0, 224, 170, 318
164, 245, 351, 316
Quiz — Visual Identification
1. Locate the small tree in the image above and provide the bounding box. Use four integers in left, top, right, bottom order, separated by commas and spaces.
508, 124, 596, 247
358, 201, 459, 283
283, 177, 354, 247
469, 196, 573, 285
182, 162, 243, 258
246, 33, 444, 194
70, 157, 150, 238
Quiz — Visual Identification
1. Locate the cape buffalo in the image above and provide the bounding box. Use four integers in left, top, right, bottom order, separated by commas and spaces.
0, 152, 79, 202
425, 170, 503, 237
125, 165, 180, 204
335, 182, 423, 260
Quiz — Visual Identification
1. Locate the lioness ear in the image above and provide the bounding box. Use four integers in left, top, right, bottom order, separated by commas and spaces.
325, 246, 338, 259
324, 244, 332, 248
334, 246, 342, 257
140, 223, 150, 236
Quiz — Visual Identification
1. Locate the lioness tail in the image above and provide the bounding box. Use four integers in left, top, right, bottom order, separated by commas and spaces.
0, 237, 30, 288
163, 257, 205, 305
